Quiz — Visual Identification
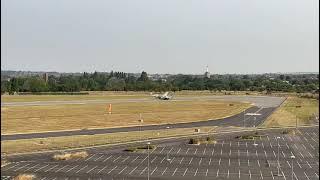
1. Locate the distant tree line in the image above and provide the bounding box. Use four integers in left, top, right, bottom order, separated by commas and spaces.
1, 71, 319, 94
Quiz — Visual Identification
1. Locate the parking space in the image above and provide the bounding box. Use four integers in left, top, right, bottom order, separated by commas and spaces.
2, 126, 319, 179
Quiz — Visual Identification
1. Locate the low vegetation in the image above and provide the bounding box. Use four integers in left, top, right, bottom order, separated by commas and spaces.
13, 174, 36, 180
262, 96, 319, 127
235, 132, 265, 140
53, 151, 88, 161
1, 99, 248, 134
281, 129, 298, 135
124, 145, 156, 152
188, 136, 216, 145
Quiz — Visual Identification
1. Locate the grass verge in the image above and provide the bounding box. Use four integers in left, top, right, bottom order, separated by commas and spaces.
13, 174, 36, 180
262, 96, 319, 127
1, 126, 217, 154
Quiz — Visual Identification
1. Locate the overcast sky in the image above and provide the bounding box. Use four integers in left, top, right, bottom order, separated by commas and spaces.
1, 0, 319, 74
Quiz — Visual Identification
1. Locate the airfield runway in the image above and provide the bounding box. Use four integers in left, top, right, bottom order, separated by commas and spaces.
2, 126, 319, 180
1, 96, 285, 141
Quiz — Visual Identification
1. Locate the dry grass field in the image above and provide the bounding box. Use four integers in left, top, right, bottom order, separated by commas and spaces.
1, 99, 250, 134
1, 126, 217, 154
262, 96, 319, 127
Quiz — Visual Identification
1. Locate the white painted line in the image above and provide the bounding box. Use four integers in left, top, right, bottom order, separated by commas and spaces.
151, 156, 157, 163
177, 148, 181, 154
34, 164, 49, 172
206, 169, 208, 177
113, 155, 121, 162
186, 148, 190, 154
238, 159, 240, 166
172, 168, 178, 176
194, 148, 198, 155
128, 166, 138, 175
304, 172, 310, 180
87, 166, 98, 173
183, 168, 188, 176
273, 151, 276, 158
248, 159, 250, 166
281, 170, 286, 180
94, 155, 104, 161
199, 158, 202, 166
85, 154, 96, 161
229, 149, 232, 156
308, 152, 313, 158
285, 143, 289, 149
179, 157, 184, 164
203, 148, 206, 155
24, 164, 39, 172
271, 171, 275, 180
140, 167, 147, 175
211, 148, 215, 156
247, 150, 249, 157
4, 163, 20, 170
315, 173, 319, 178
160, 147, 165, 153
216, 169, 219, 177
227, 169, 229, 178
140, 156, 148, 163
260, 170, 264, 179
257, 160, 260, 167
13, 163, 30, 172
97, 165, 107, 173
270, 142, 273, 148
103, 155, 113, 162
296, 161, 302, 168
282, 151, 286, 158
160, 157, 166, 163
262, 142, 265, 148
249, 169, 251, 179
121, 156, 130, 163
219, 158, 221, 165
221, 149, 223, 155
169, 157, 175, 164
293, 172, 298, 180
161, 167, 168, 175
286, 161, 291, 168
44, 165, 59, 172
131, 156, 139, 163
228, 159, 231, 166
209, 158, 212, 165
151, 166, 157, 175
75, 165, 88, 174
55, 165, 68, 173
306, 161, 312, 168
118, 166, 127, 175
189, 157, 193, 165
255, 150, 258, 157
239, 169, 241, 179
264, 150, 268, 158
302, 144, 307, 149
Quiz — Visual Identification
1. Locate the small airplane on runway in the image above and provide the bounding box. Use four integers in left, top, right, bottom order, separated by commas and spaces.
151, 91, 174, 100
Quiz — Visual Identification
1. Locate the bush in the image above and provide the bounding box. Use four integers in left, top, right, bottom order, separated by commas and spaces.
124, 147, 137, 152
13, 174, 36, 180
189, 138, 200, 145
53, 151, 88, 161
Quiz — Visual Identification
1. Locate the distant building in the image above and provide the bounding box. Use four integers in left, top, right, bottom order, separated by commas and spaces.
204, 65, 210, 78
43, 73, 48, 82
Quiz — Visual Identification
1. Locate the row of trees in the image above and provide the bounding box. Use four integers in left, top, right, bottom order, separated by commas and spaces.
1, 71, 319, 94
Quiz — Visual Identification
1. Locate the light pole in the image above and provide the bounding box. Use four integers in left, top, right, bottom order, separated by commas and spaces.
277, 136, 281, 176
147, 142, 150, 180
166, 126, 171, 161
291, 155, 295, 180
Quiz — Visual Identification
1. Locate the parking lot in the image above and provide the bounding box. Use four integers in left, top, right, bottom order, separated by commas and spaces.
2, 126, 319, 180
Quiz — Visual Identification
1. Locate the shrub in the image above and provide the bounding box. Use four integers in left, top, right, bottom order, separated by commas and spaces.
189, 138, 200, 145
53, 151, 88, 161
13, 174, 36, 180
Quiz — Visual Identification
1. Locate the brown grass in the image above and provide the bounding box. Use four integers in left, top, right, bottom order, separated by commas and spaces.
53, 151, 88, 160
1, 100, 250, 134
13, 174, 36, 180
262, 96, 319, 127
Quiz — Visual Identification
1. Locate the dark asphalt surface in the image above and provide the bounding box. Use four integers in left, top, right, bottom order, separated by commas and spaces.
1, 106, 276, 141
2, 126, 319, 180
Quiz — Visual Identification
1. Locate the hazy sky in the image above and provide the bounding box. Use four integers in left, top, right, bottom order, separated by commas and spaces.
1, 0, 319, 74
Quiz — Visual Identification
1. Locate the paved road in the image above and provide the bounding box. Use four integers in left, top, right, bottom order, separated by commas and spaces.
1, 106, 275, 141
2, 126, 319, 179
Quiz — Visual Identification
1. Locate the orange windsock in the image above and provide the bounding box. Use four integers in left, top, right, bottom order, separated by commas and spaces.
108, 104, 112, 114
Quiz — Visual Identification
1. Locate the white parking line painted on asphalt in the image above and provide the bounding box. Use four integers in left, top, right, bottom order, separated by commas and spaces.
85, 154, 96, 161
199, 158, 202, 166
302, 144, 307, 149
229, 149, 232, 156
238, 159, 240, 166
189, 157, 193, 165
206, 169, 208, 177
118, 166, 127, 175
212, 148, 215, 156
140, 156, 148, 163
194, 148, 198, 155
315, 172, 319, 178
281, 170, 286, 180
177, 148, 181, 154
170, 157, 175, 164
285, 143, 289, 149
24, 164, 39, 172
247, 150, 249, 157
66, 165, 79, 173
103, 155, 113, 162
113, 155, 121, 162
307, 152, 313, 158
172, 168, 178, 176
264, 150, 268, 158
238, 169, 241, 179
260, 170, 264, 179
273, 151, 276, 158
160, 147, 165, 153
304, 172, 310, 180
151, 166, 157, 175
12, 163, 29, 172
228, 159, 231, 166
131, 156, 139, 163
306, 161, 312, 168
94, 155, 104, 161
44, 164, 59, 172
271, 171, 275, 180
257, 160, 260, 167
282, 151, 286, 158
179, 157, 184, 164
151, 156, 157, 163
56, 165, 68, 173
194, 168, 198, 176
299, 152, 305, 159
75, 165, 88, 174
128, 166, 138, 175
286, 161, 291, 168
160, 157, 166, 163
121, 156, 130, 163
221, 149, 223, 155
186, 148, 190, 154
108, 166, 118, 174
262, 142, 265, 148
216, 169, 219, 177
183, 168, 188, 176
270, 142, 273, 148
34, 164, 49, 172
296, 161, 302, 168
249, 169, 251, 179
161, 167, 168, 175
203, 148, 206, 155
209, 158, 212, 165
86, 166, 98, 173
219, 158, 221, 165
